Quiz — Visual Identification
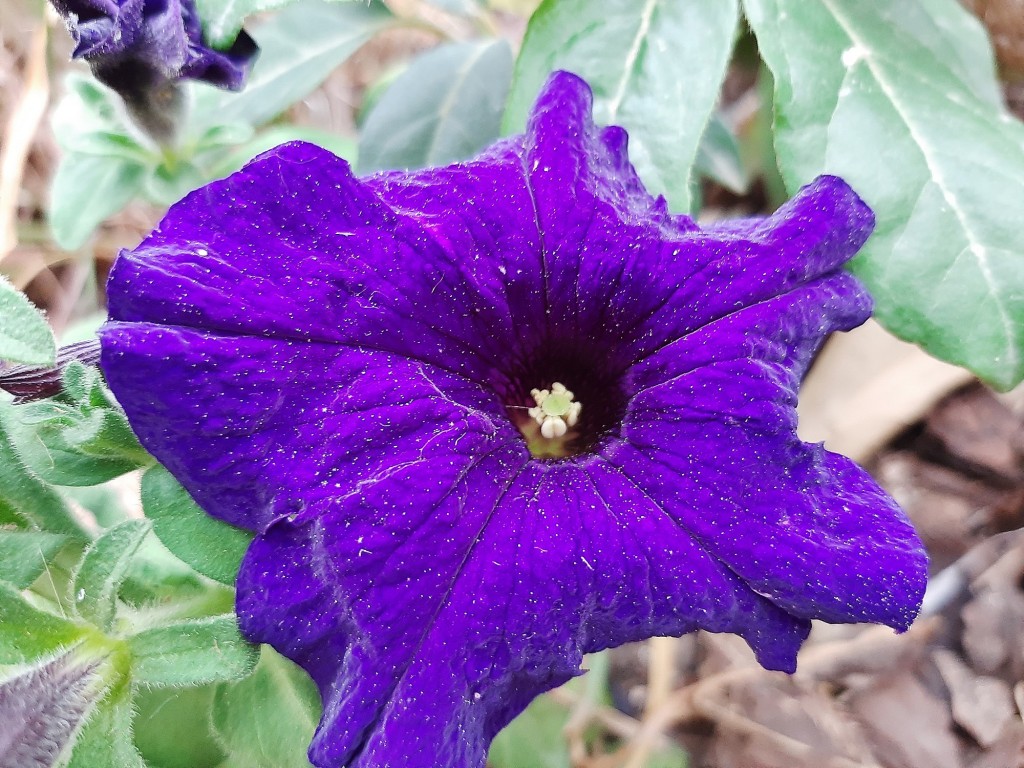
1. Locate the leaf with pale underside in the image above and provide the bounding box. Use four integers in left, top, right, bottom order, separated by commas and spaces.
0, 277, 56, 366
189, 0, 394, 131
358, 39, 513, 173
745, 0, 1024, 388
504, 0, 739, 212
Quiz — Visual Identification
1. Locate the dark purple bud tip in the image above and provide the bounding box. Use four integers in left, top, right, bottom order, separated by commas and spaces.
0, 338, 102, 404
48, 0, 258, 140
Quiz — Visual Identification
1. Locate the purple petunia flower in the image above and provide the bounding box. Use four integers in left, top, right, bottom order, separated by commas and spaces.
98, 72, 927, 768
50, 0, 256, 138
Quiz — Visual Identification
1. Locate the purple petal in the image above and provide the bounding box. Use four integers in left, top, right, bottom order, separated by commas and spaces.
238, 451, 809, 767
622, 279, 927, 630
100, 323, 517, 531
99, 70, 927, 768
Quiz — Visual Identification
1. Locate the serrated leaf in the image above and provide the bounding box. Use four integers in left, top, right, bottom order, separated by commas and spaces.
66, 685, 146, 768
0, 276, 56, 366
211, 647, 320, 768
358, 39, 513, 173
141, 465, 252, 585
0, 531, 70, 588
504, 0, 739, 212
129, 615, 258, 686
50, 151, 147, 250
189, 0, 394, 131
744, 0, 1024, 388
0, 583, 88, 664
72, 519, 151, 630
0, 405, 88, 538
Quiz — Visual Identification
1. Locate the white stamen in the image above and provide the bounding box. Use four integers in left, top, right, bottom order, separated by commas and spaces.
530, 382, 581, 440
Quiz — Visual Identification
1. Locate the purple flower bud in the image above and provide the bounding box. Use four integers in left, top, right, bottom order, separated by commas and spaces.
0, 651, 104, 767
0, 339, 101, 404
49, 0, 257, 139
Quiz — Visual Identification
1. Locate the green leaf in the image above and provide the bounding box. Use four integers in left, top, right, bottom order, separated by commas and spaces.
504, 0, 739, 212
129, 615, 258, 687
886, 0, 1002, 106
745, 0, 1024, 388
189, 0, 394, 131
488, 693, 571, 768
141, 465, 252, 586
50, 151, 147, 250
694, 113, 750, 194
72, 520, 152, 631
0, 583, 88, 664
0, 405, 88, 538
66, 685, 146, 768
51, 75, 152, 163
211, 647, 320, 768
6, 364, 150, 486
49, 75, 152, 249
206, 125, 357, 180
65, 483, 134, 529
118, 535, 215, 606
0, 530, 70, 588
197, 0, 293, 49
0, 276, 56, 366
358, 39, 514, 173
134, 685, 226, 768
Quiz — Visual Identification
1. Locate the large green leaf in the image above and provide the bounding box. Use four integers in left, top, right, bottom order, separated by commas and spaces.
358, 39, 513, 173
189, 0, 393, 131
49, 76, 151, 249
141, 464, 252, 586
211, 647, 320, 768
0, 277, 55, 366
504, 0, 739, 212
745, 0, 1024, 388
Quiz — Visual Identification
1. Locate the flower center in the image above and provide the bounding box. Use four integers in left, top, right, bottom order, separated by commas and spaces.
502, 339, 628, 460
528, 383, 582, 439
